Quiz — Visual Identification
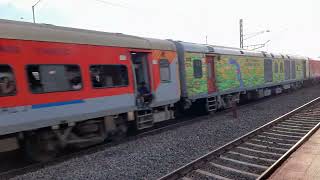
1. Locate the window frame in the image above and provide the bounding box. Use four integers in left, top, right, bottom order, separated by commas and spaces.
89, 64, 129, 89
193, 59, 203, 78
159, 59, 171, 83
26, 64, 83, 94
0, 64, 17, 97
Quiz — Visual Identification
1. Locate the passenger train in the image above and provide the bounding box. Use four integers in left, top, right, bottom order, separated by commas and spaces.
0, 19, 319, 161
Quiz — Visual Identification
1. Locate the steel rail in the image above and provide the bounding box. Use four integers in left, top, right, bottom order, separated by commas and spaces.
159, 97, 320, 180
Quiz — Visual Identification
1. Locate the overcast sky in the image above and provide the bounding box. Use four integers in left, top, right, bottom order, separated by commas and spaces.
0, 0, 319, 57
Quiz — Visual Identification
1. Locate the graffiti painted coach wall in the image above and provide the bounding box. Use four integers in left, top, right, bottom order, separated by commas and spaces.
184, 52, 208, 97
215, 55, 264, 92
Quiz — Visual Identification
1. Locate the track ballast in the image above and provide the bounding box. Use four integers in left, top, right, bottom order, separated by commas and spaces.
160, 97, 320, 180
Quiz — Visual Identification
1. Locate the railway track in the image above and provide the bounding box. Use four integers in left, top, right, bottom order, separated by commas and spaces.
160, 97, 320, 180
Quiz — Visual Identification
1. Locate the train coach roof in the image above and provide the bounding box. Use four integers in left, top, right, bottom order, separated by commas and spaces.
174, 41, 266, 57
0, 19, 176, 51
286, 54, 309, 60
270, 53, 288, 59
209, 45, 265, 57
174, 41, 210, 53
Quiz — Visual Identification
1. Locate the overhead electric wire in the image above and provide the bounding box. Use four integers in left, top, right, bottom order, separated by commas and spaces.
91, 0, 128, 8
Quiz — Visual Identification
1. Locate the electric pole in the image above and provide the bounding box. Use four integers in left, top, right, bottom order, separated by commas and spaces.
32, 0, 42, 23
239, 19, 270, 50
240, 19, 243, 48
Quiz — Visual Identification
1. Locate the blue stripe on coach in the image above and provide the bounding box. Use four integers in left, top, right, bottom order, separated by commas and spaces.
32, 100, 85, 109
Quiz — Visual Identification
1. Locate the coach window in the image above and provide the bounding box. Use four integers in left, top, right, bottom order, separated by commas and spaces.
280, 62, 284, 73
27, 65, 82, 93
274, 62, 279, 73
90, 65, 129, 88
284, 60, 291, 80
0, 65, 16, 97
193, 59, 203, 78
159, 59, 170, 82
291, 61, 296, 79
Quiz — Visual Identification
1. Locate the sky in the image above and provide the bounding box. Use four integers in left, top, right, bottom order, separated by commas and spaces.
0, 0, 319, 57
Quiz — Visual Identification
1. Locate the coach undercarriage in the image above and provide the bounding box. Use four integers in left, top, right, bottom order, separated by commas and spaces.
20, 115, 128, 162
18, 105, 177, 162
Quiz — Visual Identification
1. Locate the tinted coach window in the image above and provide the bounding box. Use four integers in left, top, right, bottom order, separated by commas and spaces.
27, 64, 82, 93
0, 65, 16, 96
193, 59, 203, 78
90, 65, 129, 88
159, 59, 170, 82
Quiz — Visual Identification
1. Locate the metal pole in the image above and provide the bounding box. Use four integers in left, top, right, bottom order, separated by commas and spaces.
240, 19, 243, 48
32, 6, 35, 23
32, 0, 42, 23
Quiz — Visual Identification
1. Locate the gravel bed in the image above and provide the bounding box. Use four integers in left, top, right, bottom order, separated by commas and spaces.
13, 85, 320, 180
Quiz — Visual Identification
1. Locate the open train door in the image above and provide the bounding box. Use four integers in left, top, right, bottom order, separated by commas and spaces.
206, 55, 217, 94
130, 51, 155, 129
130, 51, 152, 106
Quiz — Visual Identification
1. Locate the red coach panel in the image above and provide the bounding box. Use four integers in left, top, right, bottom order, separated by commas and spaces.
309, 59, 320, 79
0, 38, 135, 108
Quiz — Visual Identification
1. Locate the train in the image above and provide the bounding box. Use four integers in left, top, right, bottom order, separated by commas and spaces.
0, 19, 320, 161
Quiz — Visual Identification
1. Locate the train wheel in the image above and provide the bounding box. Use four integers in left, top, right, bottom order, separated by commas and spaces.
23, 132, 60, 162
111, 117, 128, 142
192, 99, 209, 115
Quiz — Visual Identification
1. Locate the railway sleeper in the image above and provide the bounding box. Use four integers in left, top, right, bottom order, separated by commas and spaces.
294, 110, 320, 116
291, 114, 317, 119
272, 126, 310, 133
225, 151, 275, 166
275, 124, 312, 131
262, 131, 302, 140
288, 114, 320, 118
291, 114, 320, 119
276, 123, 314, 130
268, 128, 306, 137
283, 121, 319, 127
285, 118, 320, 124
285, 121, 320, 127
220, 156, 268, 169
249, 138, 294, 148
215, 156, 267, 174
274, 122, 314, 129
186, 169, 232, 180
257, 134, 299, 144
234, 147, 281, 160
244, 141, 289, 152
202, 162, 258, 180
